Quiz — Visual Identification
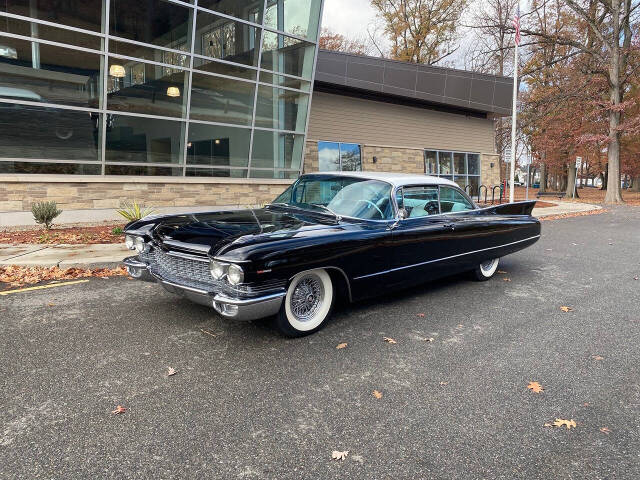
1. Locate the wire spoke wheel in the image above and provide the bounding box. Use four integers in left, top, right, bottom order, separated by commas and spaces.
290, 275, 325, 322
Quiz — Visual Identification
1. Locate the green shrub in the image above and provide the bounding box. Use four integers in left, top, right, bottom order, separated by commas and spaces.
116, 201, 155, 221
32, 201, 62, 230
112, 226, 124, 235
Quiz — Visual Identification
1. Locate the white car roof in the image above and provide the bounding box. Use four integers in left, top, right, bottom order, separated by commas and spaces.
305, 171, 459, 188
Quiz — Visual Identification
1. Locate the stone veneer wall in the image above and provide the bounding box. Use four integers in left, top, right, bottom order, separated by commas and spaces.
0, 178, 292, 212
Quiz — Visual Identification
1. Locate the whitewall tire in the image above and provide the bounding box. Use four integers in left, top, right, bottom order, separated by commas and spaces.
474, 258, 499, 281
276, 269, 334, 337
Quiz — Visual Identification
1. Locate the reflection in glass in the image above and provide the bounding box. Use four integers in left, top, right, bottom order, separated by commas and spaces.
318, 141, 340, 172
424, 150, 437, 175
264, 0, 322, 40
255, 86, 308, 132
261, 31, 315, 79
468, 176, 479, 197
110, 40, 189, 68
105, 165, 183, 176
251, 130, 304, 170
259, 72, 310, 91
192, 57, 257, 80
110, 0, 191, 51
439, 152, 452, 175
453, 152, 466, 175
195, 11, 260, 67
1, 0, 103, 32
187, 123, 250, 168
186, 167, 247, 178
105, 114, 184, 164
340, 143, 361, 171
189, 73, 255, 125
250, 169, 299, 179
0, 37, 101, 108
197, 0, 264, 24
0, 161, 101, 174
107, 58, 187, 117
0, 16, 102, 49
468, 153, 480, 175
0, 105, 100, 160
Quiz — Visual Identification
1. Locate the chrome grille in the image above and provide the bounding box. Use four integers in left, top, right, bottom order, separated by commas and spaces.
144, 246, 286, 298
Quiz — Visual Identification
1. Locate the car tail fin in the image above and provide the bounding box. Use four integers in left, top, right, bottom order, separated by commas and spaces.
477, 200, 537, 216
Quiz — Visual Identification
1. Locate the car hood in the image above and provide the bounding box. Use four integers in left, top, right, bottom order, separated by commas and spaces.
127, 207, 344, 255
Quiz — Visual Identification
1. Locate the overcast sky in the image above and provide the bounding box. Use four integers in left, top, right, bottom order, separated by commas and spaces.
321, 0, 380, 44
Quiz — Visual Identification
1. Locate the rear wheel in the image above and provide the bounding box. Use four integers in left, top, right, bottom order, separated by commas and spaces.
275, 269, 334, 337
473, 258, 499, 281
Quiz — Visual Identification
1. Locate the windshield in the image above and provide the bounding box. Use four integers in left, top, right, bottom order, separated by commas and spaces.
273, 175, 394, 220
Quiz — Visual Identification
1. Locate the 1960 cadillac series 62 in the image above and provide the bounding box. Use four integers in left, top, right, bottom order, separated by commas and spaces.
123, 172, 540, 337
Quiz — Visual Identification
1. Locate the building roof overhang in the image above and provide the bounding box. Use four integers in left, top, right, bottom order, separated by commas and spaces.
313, 50, 513, 118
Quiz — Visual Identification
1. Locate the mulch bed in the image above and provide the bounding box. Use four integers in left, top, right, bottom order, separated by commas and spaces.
0, 225, 126, 245
0, 265, 130, 290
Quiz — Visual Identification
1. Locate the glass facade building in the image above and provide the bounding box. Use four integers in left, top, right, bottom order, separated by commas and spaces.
0, 0, 323, 178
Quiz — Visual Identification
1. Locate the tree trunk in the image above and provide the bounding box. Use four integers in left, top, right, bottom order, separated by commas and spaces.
566, 165, 579, 198
603, 7, 624, 204
630, 176, 640, 192
539, 164, 547, 193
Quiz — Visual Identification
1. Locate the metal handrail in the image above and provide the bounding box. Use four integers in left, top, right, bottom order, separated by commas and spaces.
491, 185, 502, 204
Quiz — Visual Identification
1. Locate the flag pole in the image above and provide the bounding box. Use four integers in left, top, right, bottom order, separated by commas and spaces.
509, 4, 520, 204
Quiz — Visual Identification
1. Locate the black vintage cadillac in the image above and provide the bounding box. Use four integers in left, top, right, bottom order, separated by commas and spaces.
123, 172, 540, 337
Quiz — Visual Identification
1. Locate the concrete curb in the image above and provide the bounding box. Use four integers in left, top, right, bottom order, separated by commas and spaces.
0, 243, 128, 269
533, 201, 602, 218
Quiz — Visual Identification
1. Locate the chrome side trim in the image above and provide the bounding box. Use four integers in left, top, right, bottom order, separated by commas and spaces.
213, 291, 286, 306
353, 235, 541, 280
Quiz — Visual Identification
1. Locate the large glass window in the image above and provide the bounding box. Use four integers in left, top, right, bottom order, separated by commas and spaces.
187, 123, 250, 170
110, 0, 192, 51
0, 105, 101, 160
439, 186, 475, 213
261, 31, 315, 79
0, 0, 322, 179
424, 150, 481, 193
264, 0, 322, 40
398, 186, 440, 218
189, 73, 255, 125
0, 37, 102, 108
318, 142, 362, 172
105, 114, 184, 164
197, 0, 264, 24
195, 12, 260, 68
255, 86, 308, 132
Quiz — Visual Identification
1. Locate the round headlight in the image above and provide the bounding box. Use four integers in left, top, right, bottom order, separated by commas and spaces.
209, 261, 227, 280
134, 236, 146, 253
227, 264, 244, 285
125, 235, 135, 250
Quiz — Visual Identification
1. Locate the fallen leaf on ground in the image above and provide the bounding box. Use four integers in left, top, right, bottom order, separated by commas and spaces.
527, 381, 544, 393
560, 306, 574, 312
0, 265, 128, 289
592, 355, 604, 361
167, 367, 176, 376
372, 390, 383, 399
545, 418, 576, 429
336, 342, 348, 349
439, 381, 449, 386
199, 328, 217, 338
112, 405, 127, 415
582, 402, 590, 407
634, 276, 638, 281
497, 270, 508, 274
424, 337, 435, 342
47, 303, 55, 307
331, 450, 349, 461
383, 337, 397, 344
417, 313, 425, 318
503, 278, 512, 282
600, 427, 611, 434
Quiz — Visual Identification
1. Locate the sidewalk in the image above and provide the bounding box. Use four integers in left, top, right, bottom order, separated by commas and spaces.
1, 201, 603, 268
0, 243, 129, 268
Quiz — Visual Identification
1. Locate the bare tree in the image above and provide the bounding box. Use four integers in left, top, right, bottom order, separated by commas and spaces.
370, 0, 468, 64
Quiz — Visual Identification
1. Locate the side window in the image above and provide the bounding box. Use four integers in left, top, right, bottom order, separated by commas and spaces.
402, 186, 439, 218
439, 186, 475, 213
395, 188, 404, 211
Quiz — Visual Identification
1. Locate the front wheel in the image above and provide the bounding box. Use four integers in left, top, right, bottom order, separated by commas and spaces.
473, 258, 499, 281
275, 269, 334, 337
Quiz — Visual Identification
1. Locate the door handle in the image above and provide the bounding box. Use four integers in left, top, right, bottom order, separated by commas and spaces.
444, 223, 455, 231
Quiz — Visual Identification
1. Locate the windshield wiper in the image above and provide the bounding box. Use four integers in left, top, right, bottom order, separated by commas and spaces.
310, 204, 342, 222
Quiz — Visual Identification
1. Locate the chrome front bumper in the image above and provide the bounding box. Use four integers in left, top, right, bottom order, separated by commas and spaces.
123, 256, 285, 322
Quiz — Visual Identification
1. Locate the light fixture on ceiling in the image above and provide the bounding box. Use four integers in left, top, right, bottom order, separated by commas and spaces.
109, 64, 126, 78
214, 139, 221, 145
166, 86, 181, 97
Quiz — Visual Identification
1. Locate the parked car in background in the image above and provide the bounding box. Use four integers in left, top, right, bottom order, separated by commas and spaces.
124, 173, 540, 337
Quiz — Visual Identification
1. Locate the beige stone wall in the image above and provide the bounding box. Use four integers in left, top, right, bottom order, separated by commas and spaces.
481, 154, 501, 187
0, 177, 292, 212
303, 140, 319, 173
361, 146, 424, 174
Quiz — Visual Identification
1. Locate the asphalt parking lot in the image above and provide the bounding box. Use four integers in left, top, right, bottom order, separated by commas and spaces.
2, 207, 639, 479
